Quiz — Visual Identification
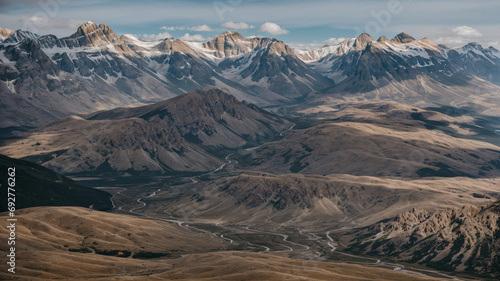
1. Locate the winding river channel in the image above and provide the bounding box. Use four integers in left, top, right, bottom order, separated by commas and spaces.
105, 123, 461, 280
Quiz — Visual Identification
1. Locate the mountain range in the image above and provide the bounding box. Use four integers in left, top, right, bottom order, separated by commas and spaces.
1, 22, 500, 128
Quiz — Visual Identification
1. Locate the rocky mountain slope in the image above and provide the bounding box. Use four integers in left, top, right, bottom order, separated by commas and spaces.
344, 200, 500, 278
0, 35, 143, 128
0, 87, 290, 174
211, 32, 334, 99
0, 154, 111, 211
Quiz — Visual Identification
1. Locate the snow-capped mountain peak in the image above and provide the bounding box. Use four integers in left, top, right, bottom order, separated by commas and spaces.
2, 29, 39, 43
0, 27, 15, 42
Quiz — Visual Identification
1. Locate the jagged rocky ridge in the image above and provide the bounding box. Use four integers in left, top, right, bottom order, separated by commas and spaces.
345, 200, 500, 278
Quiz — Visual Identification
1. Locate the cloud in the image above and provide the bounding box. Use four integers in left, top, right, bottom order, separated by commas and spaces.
160, 25, 212, 32
259, 22, 288, 35
180, 33, 205, 41
452, 26, 482, 38
161, 26, 185, 30
161, 26, 177, 31
221, 21, 254, 30
324, 37, 346, 45
141, 31, 172, 41
435, 26, 483, 47
187, 24, 213, 32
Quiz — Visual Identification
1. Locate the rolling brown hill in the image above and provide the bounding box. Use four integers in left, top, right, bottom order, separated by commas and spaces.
244, 102, 500, 177
0, 206, 444, 281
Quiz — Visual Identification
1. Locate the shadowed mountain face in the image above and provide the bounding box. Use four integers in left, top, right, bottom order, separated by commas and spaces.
2, 24, 500, 128
0, 87, 290, 175
0, 154, 111, 211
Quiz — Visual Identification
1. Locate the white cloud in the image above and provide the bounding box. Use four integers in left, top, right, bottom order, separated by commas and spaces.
324, 37, 346, 45
160, 25, 212, 32
161, 26, 185, 31
221, 21, 254, 30
187, 25, 213, 32
141, 31, 172, 41
259, 22, 289, 35
160, 26, 176, 31
435, 26, 483, 47
452, 26, 482, 38
180, 33, 206, 42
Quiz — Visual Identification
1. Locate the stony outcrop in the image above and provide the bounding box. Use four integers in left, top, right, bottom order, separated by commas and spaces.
346, 200, 500, 278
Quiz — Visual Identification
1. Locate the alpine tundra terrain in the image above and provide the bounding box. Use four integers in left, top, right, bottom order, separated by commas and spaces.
1, 20, 500, 280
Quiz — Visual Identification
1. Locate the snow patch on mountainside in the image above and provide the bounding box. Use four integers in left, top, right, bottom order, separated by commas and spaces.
0, 50, 14, 64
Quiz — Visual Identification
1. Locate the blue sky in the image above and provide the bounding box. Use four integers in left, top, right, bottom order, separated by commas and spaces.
1, 0, 499, 49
